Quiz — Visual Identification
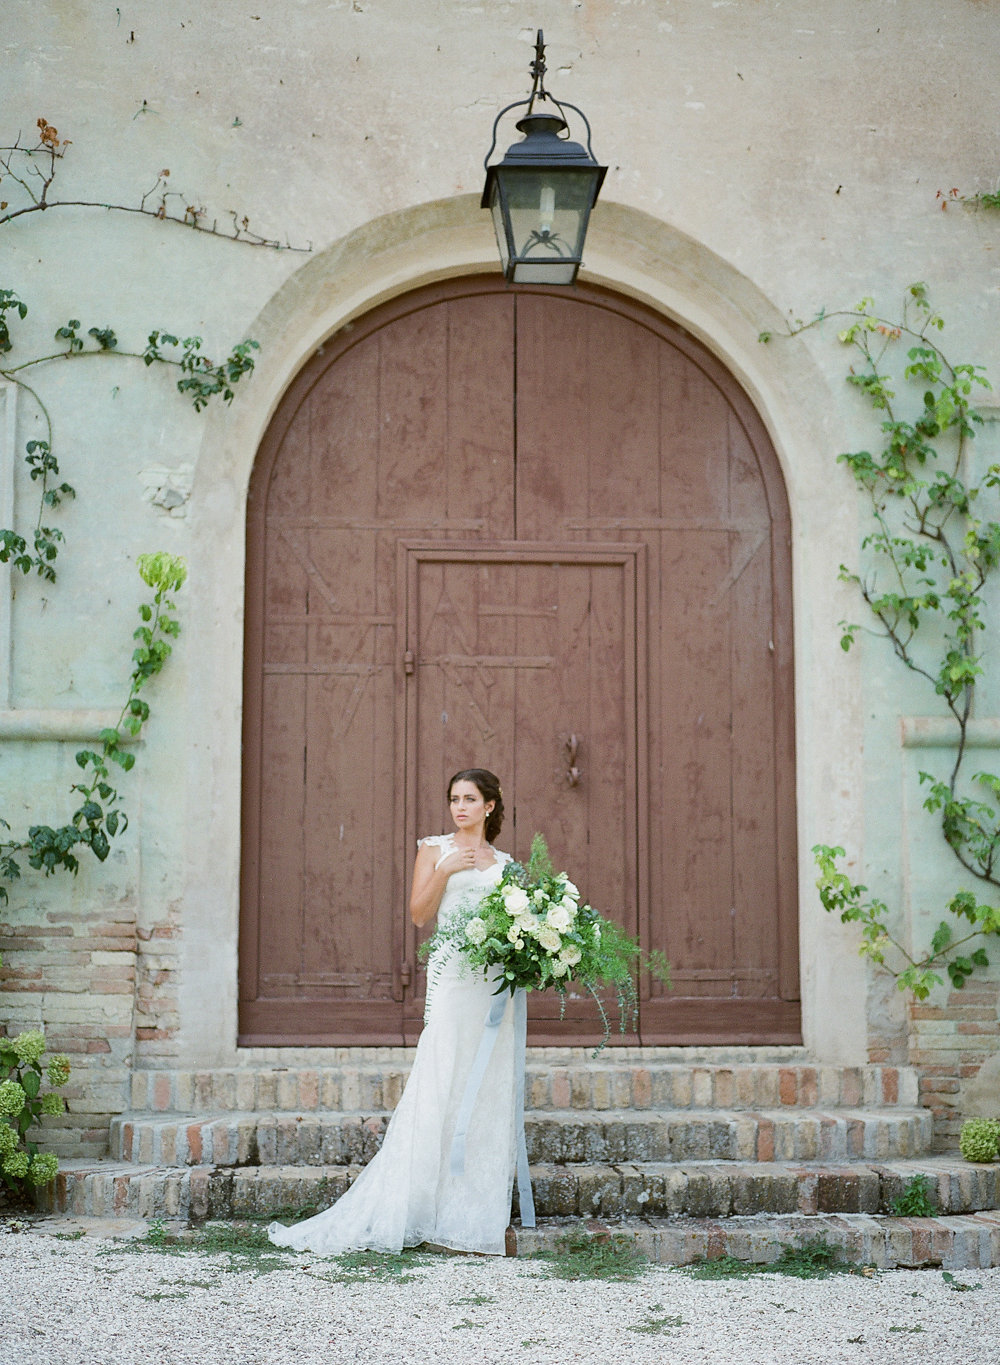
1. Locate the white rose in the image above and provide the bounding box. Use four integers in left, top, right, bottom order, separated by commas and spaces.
537, 926, 561, 953
517, 915, 540, 938
506, 925, 521, 944
533, 889, 546, 904
560, 895, 578, 914
563, 881, 579, 899
546, 905, 572, 932
551, 959, 569, 978
465, 917, 487, 944
559, 943, 582, 967
515, 938, 525, 950
503, 886, 529, 914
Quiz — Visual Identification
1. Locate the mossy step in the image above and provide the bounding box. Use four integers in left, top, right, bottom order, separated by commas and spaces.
39, 1153, 996, 1222
129, 1060, 917, 1116
111, 1105, 934, 1167
34, 1169, 1000, 1269
513, 1212, 1000, 1271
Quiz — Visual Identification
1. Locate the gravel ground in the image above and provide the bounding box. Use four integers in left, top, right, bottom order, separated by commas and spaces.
3, 1221, 1000, 1365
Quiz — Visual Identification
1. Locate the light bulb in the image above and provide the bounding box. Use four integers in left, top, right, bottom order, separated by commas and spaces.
539, 185, 555, 235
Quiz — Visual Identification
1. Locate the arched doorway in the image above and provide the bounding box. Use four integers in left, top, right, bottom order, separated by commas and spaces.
239, 278, 799, 1046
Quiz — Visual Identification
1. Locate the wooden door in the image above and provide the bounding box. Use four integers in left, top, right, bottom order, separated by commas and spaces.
240, 279, 799, 1046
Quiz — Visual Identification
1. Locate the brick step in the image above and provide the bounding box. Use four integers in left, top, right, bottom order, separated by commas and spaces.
129, 1060, 917, 1116
111, 1105, 934, 1168
514, 1212, 1000, 1271
36, 1156, 1000, 1228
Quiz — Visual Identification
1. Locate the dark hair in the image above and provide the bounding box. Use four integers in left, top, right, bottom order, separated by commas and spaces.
447, 769, 504, 844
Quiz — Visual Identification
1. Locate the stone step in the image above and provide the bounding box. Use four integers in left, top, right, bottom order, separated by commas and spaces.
35, 1156, 1000, 1231
514, 1212, 1000, 1271
111, 1105, 934, 1168
129, 1060, 918, 1116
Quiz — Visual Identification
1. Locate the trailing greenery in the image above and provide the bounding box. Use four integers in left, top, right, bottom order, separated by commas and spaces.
0, 286, 258, 580
0, 551, 187, 905
958, 1117, 1000, 1162
766, 285, 1000, 998
0, 1028, 70, 1195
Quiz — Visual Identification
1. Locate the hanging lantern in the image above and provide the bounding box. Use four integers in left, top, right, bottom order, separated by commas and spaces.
482, 31, 607, 285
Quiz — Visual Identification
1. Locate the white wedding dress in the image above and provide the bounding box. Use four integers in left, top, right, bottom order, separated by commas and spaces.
267, 833, 518, 1256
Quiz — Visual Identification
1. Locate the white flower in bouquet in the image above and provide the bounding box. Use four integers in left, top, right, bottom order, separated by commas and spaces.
563, 881, 579, 898
546, 904, 572, 932
503, 886, 530, 914
560, 895, 579, 915
506, 925, 522, 944
533, 889, 546, 904
551, 959, 569, 977
559, 943, 583, 967
465, 916, 488, 944
517, 914, 540, 938
537, 926, 562, 953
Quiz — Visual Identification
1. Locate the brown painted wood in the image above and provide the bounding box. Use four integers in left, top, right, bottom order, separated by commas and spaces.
240, 277, 799, 1047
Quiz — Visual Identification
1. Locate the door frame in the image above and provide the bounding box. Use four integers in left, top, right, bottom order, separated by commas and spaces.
397, 540, 647, 1042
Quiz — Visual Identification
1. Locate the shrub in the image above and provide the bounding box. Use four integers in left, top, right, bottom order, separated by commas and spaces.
959, 1118, 1000, 1163
0, 1029, 71, 1194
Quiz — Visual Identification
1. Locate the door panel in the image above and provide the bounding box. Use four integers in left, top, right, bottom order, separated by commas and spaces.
400, 544, 641, 1043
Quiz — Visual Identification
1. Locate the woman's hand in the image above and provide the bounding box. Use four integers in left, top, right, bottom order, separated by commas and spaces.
437, 846, 477, 877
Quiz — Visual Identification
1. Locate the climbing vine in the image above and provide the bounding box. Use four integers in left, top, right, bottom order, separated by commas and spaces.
763, 284, 1000, 999
0, 117, 311, 252
0, 286, 258, 579
0, 551, 188, 904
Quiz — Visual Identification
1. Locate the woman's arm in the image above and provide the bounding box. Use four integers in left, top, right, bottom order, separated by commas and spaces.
409, 841, 474, 926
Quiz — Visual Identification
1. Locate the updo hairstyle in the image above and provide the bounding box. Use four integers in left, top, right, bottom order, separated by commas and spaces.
447, 768, 505, 844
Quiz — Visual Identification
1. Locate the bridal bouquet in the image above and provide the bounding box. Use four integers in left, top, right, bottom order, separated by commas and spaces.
420, 834, 669, 1049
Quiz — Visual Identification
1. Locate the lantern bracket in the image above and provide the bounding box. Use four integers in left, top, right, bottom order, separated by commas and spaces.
482, 29, 598, 172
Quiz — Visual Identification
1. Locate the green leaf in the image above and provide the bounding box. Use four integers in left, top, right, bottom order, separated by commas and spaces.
22, 1071, 40, 1099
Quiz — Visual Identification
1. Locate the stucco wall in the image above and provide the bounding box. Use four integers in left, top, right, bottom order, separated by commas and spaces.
2, 0, 1000, 1152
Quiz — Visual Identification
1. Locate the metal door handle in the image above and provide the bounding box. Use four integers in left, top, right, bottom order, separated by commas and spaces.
565, 733, 582, 787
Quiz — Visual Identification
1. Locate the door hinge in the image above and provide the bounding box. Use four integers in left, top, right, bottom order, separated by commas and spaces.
403, 649, 415, 675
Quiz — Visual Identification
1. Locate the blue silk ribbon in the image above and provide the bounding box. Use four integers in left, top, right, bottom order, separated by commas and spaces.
448, 984, 536, 1229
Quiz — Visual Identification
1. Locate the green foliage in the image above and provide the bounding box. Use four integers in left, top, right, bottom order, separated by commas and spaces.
888, 1173, 937, 1217
531, 1225, 649, 1281
680, 1238, 856, 1280
318, 1248, 436, 1285
0, 553, 187, 905
627, 1305, 686, 1334
942, 1270, 982, 1291
0, 1029, 70, 1195
0, 285, 258, 579
785, 286, 1000, 997
959, 1117, 1000, 1163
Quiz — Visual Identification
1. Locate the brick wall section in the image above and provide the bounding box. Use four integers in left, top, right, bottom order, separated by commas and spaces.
134, 903, 181, 1065
908, 984, 1000, 1152
0, 905, 138, 1158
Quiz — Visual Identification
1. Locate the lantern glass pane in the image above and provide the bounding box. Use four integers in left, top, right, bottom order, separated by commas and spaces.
496, 168, 597, 270
488, 187, 512, 275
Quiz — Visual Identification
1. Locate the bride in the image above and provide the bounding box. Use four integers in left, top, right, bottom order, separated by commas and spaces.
267, 768, 518, 1256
